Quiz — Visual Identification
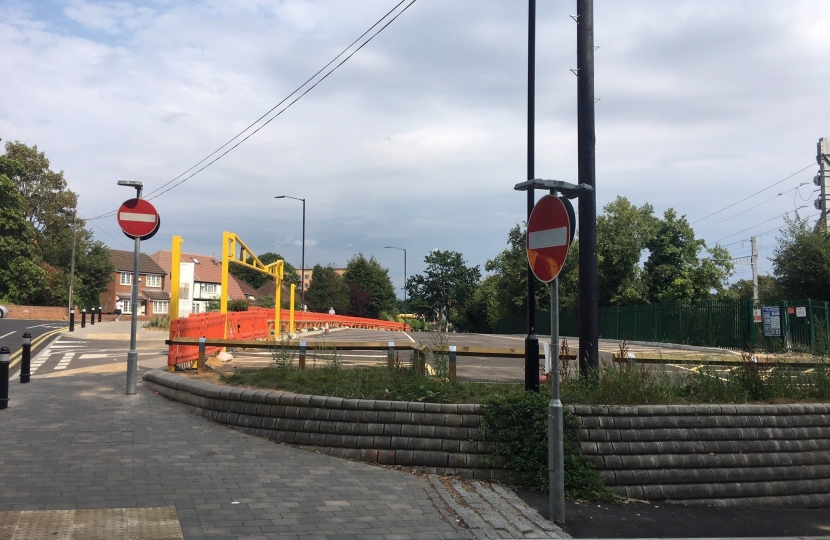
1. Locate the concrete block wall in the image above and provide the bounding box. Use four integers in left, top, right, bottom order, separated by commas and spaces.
567, 403, 830, 508
143, 370, 518, 483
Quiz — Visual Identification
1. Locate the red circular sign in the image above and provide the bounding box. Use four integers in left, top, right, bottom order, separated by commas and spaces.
526, 195, 572, 283
117, 198, 159, 239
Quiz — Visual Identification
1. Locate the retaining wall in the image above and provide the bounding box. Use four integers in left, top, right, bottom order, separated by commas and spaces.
569, 403, 830, 508
143, 370, 516, 483
1, 305, 69, 320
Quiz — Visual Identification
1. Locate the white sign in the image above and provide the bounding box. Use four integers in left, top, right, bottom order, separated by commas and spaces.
753, 309, 762, 323
796, 306, 807, 318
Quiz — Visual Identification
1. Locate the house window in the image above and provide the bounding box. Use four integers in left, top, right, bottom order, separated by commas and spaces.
152, 301, 169, 314
192, 302, 200, 314
122, 300, 132, 314
120, 272, 132, 285
203, 283, 217, 294
146, 275, 162, 288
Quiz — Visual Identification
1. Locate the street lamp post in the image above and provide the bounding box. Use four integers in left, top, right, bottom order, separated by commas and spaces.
384, 246, 406, 309
117, 180, 143, 395
275, 196, 305, 309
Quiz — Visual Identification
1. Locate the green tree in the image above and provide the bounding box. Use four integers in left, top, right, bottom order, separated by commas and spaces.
723, 275, 783, 304
644, 209, 732, 302
229, 252, 298, 290
772, 216, 830, 300
406, 250, 481, 331
0, 171, 46, 303
597, 197, 656, 306
305, 264, 350, 314
344, 253, 397, 319
1, 143, 114, 306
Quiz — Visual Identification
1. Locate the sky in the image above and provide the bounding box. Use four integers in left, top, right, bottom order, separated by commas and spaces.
1, 0, 828, 296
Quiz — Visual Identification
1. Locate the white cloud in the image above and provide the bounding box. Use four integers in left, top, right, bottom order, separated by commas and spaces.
1, 0, 828, 293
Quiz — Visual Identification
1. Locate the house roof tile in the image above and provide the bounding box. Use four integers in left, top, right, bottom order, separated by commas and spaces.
109, 250, 167, 275
150, 250, 248, 300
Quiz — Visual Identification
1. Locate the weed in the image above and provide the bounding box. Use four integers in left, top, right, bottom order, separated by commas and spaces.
268, 335, 295, 370
142, 316, 169, 330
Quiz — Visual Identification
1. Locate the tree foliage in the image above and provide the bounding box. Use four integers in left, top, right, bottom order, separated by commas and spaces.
344, 253, 396, 319
773, 216, 830, 300
406, 250, 481, 331
0, 142, 113, 306
229, 252, 298, 289
305, 264, 349, 314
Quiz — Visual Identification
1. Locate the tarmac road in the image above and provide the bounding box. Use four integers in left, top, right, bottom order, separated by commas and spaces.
0, 319, 67, 377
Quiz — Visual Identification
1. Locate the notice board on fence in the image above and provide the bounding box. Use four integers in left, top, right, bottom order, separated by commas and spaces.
763, 306, 782, 337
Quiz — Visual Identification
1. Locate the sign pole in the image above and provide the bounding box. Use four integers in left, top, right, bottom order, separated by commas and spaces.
548, 194, 565, 523
126, 187, 142, 395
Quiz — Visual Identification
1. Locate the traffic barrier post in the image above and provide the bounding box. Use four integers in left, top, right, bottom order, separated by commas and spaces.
98, 307, 102, 323
81, 308, 86, 328
449, 345, 457, 383
20, 332, 31, 383
0, 347, 9, 410
90, 307, 95, 326
299, 342, 306, 371
197, 337, 207, 374
387, 342, 395, 370
69, 309, 75, 332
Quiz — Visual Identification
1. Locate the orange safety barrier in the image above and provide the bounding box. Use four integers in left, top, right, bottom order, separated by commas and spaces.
167, 312, 226, 368
168, 308, 409, 368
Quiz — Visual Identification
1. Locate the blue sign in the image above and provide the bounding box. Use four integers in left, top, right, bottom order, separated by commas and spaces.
763, 306, 781, 337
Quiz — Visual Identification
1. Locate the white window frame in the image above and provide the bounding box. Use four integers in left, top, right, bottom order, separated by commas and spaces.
146, 274, 162, 288
152, 301, 169, 314
122, 300, 132, 314
120, 272, 132, 286
203, 283, 218, 294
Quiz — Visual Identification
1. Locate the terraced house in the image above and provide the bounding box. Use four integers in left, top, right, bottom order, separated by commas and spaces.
99, 250, 170, 318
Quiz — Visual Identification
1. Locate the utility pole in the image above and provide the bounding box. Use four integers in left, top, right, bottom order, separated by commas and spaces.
68, 207, 78, 318
815, 137, 829, 229
751, 236, 759, 305
525, 0, 540, 393
576, 0, 599, 376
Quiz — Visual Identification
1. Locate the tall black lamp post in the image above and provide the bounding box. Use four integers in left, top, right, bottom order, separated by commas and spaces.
275, 195, 306, 308
384, 246, 407, 309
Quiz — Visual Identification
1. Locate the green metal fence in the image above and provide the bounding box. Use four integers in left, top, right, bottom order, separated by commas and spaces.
492, 299, 830, 353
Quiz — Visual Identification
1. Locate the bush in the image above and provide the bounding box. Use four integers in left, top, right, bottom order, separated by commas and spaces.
142, 315, 169, 330
480, 389, 614, 501
227, 299, 250, 311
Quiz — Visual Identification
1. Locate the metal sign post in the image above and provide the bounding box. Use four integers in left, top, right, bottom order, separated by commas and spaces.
117, 180, 160, 395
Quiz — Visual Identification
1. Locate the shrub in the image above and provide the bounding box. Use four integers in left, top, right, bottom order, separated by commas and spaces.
142, 315, 169, 330
228, 299, 250, 312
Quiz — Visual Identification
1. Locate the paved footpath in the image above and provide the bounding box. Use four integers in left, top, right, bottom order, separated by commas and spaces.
1, 368, 566, 540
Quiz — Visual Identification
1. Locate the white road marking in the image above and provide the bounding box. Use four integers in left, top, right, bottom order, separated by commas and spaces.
0, 331, 15, 340
78, 353, 118, 360
54, 352, 74, 370
528, 227, 567, 250
402, 332, 415, 343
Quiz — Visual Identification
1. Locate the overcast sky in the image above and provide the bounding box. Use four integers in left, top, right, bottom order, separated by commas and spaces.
2, 0, 828, 295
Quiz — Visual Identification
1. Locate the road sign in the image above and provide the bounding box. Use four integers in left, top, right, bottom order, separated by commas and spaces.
526, 195, 572, 283
117, 199, 160, 240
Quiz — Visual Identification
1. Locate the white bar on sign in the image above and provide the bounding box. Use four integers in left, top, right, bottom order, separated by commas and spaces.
119, 212, 156, 222
529, 227, 567, 250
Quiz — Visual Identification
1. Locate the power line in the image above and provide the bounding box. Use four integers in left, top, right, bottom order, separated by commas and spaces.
691, 162, 815, 225
79, 213, 131, 249
720, 212, 819, 247
696, 184, 806, 233
713, 208, 806, 245
87, 0, 418, 220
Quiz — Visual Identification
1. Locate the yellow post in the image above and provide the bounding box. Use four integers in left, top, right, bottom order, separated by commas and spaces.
169, 235, 182, 321
220, 232, 232, 320
289, 284, 296, 334
274, 275, 281, 337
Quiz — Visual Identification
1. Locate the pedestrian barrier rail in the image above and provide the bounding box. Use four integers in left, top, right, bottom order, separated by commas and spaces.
167, 309, 411, 369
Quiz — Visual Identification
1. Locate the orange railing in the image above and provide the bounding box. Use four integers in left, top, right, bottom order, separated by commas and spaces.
168, 308, 409, 369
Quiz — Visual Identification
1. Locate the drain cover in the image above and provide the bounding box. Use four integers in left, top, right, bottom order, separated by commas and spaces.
0, 507, 183, 540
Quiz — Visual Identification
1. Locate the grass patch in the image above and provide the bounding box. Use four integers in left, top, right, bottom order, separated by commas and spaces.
561, 357, 830, 405
221, 364, 522, 403
142, 315, 169, 330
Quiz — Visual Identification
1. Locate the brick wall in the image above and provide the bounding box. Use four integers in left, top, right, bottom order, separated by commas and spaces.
1, 305, 69, 321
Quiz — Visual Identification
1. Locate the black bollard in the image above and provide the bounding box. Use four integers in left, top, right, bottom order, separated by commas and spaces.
90, 307, 95, 326
81, 308, 86, 328
69, 309, 75, 332
20, 332, 31, 383
98, 307, 102, 323
0, 347, 9, 410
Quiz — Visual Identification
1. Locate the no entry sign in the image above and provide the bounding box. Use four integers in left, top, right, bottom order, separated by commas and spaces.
117, 198, 160, 240
526, 195, 572, 282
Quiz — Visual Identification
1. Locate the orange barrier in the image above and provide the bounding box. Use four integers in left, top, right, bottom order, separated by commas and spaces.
168, 309, 409, 369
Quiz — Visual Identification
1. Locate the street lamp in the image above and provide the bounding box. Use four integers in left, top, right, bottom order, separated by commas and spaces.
275, 195, 306, 308
118, 180, 143, 395
384, 246, 406, 309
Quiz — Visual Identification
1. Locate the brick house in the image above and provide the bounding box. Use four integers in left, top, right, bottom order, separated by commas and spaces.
99, 250, 170, 317
151, 250, 251, 317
